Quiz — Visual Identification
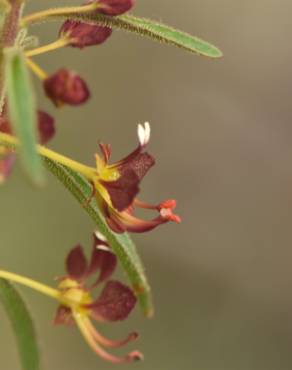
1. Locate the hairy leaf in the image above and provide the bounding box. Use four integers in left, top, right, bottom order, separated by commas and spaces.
25, 9, 222, 57
0, 279, 40, 370
5, 49, 44, 185
83, 13, 223, 58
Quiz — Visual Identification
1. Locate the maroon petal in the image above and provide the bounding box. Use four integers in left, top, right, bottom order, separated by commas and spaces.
99, 143, 112, 163
53, 305, 74, 326
88, 280, 136, 322
106, 215, 127, 234
66, 245, 88, 280
120, 152, 155, 181
100, 169, 140, 211
86, 233, 117, 284
37, 111, 55, 144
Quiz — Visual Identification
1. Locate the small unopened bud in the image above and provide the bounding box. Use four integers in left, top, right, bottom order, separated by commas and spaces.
44, 69, 90, 106
37, 111, 55, 144
88, 0, 135, 16
60, 20, 112, 49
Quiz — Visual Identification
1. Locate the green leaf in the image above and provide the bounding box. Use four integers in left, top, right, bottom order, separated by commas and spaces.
28, 9, 222, 57
43, 157, 154, 318
5, 48, 44, 185
75, 13, 223, 58
0, 279, 40, 370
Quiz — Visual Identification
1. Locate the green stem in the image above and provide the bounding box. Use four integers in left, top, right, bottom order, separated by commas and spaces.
25, 38, 69, 57
0, 270, 60, 300
0, 131, 96, 180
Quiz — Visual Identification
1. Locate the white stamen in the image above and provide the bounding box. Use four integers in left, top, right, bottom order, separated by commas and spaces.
96, 244, 111, 252
94, 231, 107, 242
137, 124, 145, 146
144, 122, 151, 144
137, 122, 151, 146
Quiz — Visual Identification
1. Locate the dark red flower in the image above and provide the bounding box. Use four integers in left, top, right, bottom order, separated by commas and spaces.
88, 0, 135, 15
44, 68, 90, 106
92, 122, 181, 233
60, 20, 112, 48
54, 233, 142, 363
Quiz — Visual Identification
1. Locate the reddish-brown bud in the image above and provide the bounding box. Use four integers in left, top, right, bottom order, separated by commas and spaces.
37, 111, 55, 144
88, 0, 135, 15
60, 20, 112, 48
44, 69, 90, 106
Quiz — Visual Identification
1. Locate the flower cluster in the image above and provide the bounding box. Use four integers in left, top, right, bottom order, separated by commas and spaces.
0, 0, 185, 366
25, 0, 137, 108
54, 233, 142, 363
0, 233, 142, 363
91, 122, 181, 232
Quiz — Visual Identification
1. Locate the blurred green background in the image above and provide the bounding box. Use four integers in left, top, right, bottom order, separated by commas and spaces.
2, 0, 292, 369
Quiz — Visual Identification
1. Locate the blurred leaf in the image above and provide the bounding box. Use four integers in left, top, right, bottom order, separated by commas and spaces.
5, 48, 44, 185
43, 157, 154, 318
0, 279, 40, 370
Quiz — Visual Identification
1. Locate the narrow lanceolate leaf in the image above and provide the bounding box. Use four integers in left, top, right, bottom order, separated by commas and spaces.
28, 9, 222, 57
43, 157, 154, 318
5, 49, 44, 185
75, 13, 222, 58
115, 14, 223, 57
0, 279, 40, 370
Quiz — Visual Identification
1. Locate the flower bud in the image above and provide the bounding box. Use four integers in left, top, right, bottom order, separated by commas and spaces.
89, 0, 135, 16
37, 111, 55, 144
44, 69, 90, 106
60, 21, 112, 49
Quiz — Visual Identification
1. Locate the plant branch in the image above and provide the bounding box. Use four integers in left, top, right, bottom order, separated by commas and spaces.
0, 0, 24, 114
25, 38, 69, 57
21, 3, 100, 27
0, 131, 96, 179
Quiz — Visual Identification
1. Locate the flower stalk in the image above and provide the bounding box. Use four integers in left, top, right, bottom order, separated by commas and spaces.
26, 58, 47, 80
0, 131, 96, 179
21, 3, 101, 27
25, 38, 70, 57
0, 270, 60, 301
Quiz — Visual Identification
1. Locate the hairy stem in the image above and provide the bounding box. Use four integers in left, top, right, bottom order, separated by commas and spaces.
21, 3, 100, 27
0, 0, 24, 114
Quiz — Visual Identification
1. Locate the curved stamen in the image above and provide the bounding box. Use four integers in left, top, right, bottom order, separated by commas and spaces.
73, 311, 143, 363
84, 317, 138, 348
